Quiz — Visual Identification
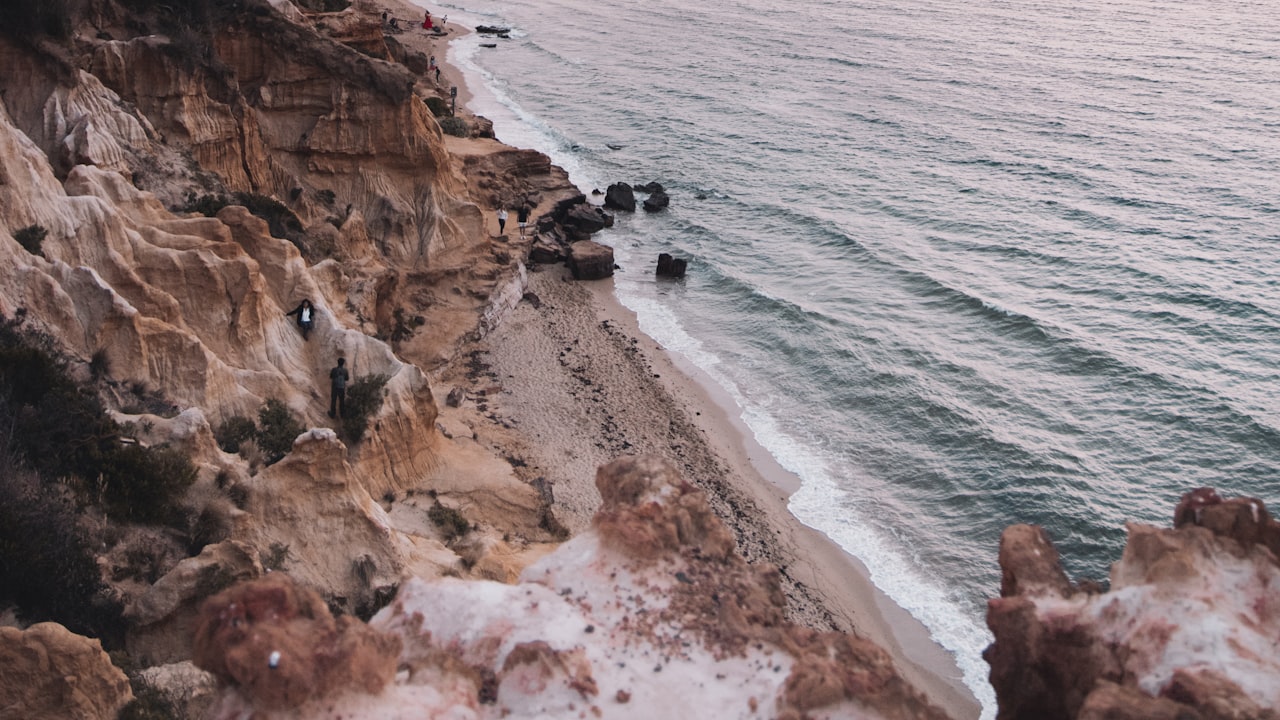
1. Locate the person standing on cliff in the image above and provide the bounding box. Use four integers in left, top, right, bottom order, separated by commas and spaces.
497, 207, 508, 235
517, 205, 530, 238
285, 299, 316, 341
329, 358, 349, 419
424, 10, 432, 30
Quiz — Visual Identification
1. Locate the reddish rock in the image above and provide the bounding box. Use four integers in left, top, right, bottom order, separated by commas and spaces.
192, 573, 401, 711
987, 489, 1280, 720
593, 455, 735, 561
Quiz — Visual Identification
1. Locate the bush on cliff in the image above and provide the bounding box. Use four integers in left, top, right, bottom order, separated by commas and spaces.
0, 0, 74, 40
424, 96, 450, 118
0, 316, 198, 527
181, 191, 305, 243
257, 398, 304, 465
13, 224, 48, 256
438, 116, 469, 138
342, 373, 389, 443
215, 415, 258, 454
0, 449, 125, 643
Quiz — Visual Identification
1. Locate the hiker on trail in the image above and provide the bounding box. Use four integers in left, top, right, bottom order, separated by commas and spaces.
285, 299, 316, 341
497, 207, 508, 235
329, 358, 349, 419
424, 10, 432, 29
517, 205, 530, 238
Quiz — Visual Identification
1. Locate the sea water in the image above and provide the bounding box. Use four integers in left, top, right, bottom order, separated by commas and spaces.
427, 0, 1280, 715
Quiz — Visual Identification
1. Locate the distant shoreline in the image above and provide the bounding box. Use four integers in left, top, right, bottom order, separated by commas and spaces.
383, 1, 980, 716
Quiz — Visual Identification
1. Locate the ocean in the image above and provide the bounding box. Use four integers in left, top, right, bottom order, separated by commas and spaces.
427, 0, 1280, 714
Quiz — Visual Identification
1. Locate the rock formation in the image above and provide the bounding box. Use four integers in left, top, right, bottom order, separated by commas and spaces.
604, 182, 636, 212
0, 622, 134, 720
192, 456, 950, 719
986, 488, 1280, 720
569, 240, 616, 280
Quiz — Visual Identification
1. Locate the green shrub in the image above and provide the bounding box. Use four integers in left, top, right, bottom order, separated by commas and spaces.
424, 96, 449, 117
233, 192, 304, 240
13, 225, 47, 256
342, 373, 389, 443
181, 192, 303, 242
257, 398, 303, 465
214, 415, 257, 454
0, 452, 123, 643
427, 501, 470, 542
181, 192, 231, 217
98, 444, 198, 525
438, 116, 469, 138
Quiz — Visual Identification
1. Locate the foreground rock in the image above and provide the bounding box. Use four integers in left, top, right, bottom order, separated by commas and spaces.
196, 455, 949, 719
0, 623, 133, 720
986, 488, 1280, 720
569, 240, 616, 280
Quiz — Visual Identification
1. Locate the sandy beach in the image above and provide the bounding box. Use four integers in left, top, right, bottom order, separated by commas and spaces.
387, 2, 980, 716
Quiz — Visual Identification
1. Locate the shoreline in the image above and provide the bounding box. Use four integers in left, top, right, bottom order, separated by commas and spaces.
391, 3, 980, 717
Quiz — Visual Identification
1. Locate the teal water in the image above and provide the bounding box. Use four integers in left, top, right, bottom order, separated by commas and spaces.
428, 0, 1280, 714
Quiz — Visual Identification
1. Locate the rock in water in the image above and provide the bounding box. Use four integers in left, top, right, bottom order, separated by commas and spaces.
569, 240, 615, 280
642, 189, 670, 212
563, 202, 615, 236
604, 182, 636, 212
656, 253, 687, 278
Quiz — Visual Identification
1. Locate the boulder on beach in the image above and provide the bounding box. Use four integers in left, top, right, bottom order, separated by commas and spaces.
569, 240, 615, 280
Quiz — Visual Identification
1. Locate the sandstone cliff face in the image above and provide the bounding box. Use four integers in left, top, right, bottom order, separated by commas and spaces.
193, 456, 949, 720
0, 622, 134, 720
986, 488, 1280, 720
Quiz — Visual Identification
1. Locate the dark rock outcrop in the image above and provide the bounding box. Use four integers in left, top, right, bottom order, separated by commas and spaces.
643, 189, 670, 212
603, 182, 635, 212
563, 202, 614, 237
656, 252, 687, 278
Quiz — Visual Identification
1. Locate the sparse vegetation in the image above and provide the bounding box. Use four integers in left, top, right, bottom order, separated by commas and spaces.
428, 501, 470, 542
0, 315, 196, 526
181, 191, 304, 242
341, 373, 389, 442
0, 0, 74, 41
261, 542, 291, 571
424, 96, 449, 117
390, 307, 425, 343
256, 398, 304, 465
438, 116, 469, 138
13, 224, 48, 256
215, 414, 258, 454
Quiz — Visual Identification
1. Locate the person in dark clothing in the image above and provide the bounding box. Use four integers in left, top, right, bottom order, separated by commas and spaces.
517, 205, 530, 238
329, 358, 349, 419
285, 299, 316, 340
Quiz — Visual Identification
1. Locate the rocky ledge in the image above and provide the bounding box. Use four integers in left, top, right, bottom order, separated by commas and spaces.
192, 456, 949, 720
986, 488, 1280, 720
